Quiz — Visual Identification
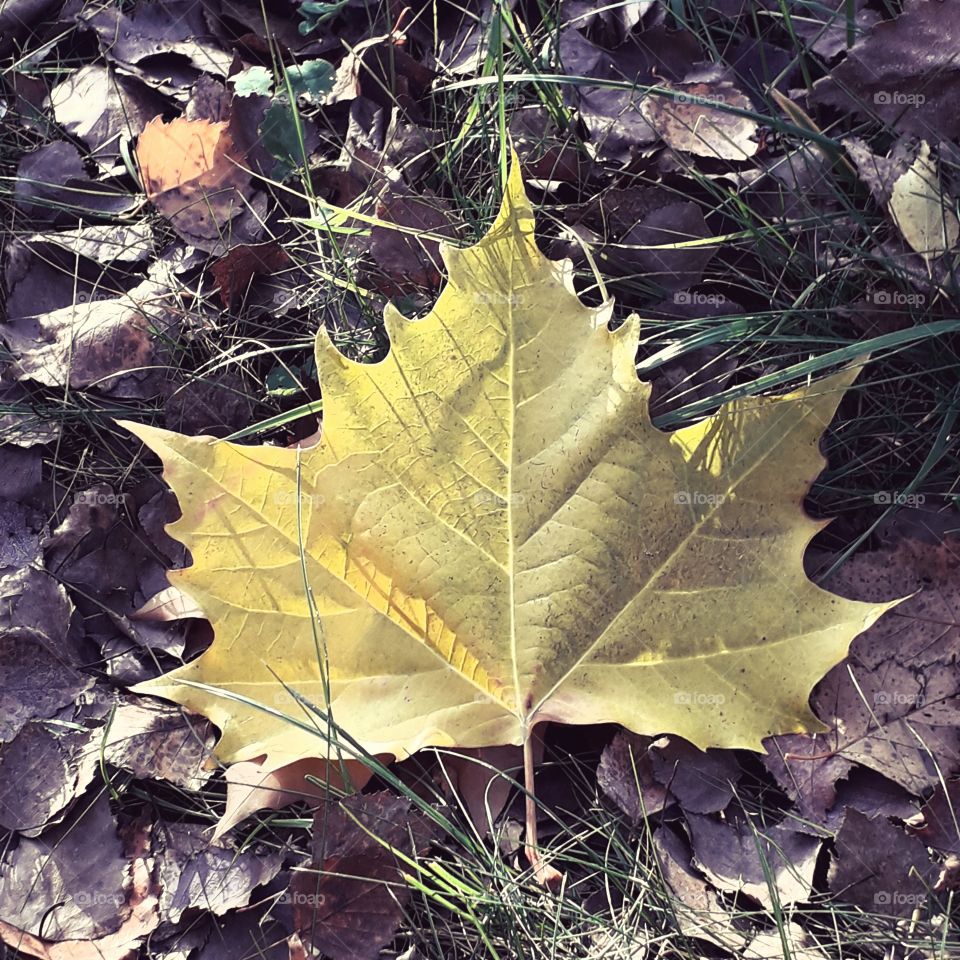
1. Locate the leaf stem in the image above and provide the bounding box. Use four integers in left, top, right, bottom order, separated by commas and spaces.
522, 722, 562, 889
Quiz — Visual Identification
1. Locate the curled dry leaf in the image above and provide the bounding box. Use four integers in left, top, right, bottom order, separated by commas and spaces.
0, 690, 213, 835
136, 585, 206, 621
556, 26, 697, 162
596, 200, 718, 295
0, 860, 158, 960
648, 737, 740, 814
44, 483, 190, 656
213, 755, 375, 841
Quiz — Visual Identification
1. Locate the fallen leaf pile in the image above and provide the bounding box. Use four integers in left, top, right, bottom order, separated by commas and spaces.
4, 0, 960, 955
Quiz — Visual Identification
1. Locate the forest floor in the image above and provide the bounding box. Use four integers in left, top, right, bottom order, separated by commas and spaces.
2, 0, 960, 958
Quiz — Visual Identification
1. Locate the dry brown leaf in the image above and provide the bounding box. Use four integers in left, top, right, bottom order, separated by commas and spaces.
0, 720, 99, 835
790, 537, 960, 796
0, 812, 159, 960
155, 822, 283, 924
651, 827, 746, 951
367, 187, 458, 296
686, 812, 821, 909
888, 141, 959, 261
808, 0, 960, 140
48, 65, 163, 169
292, 792, 439, 960
828, 809, 937, 917
102, 698, 217, 790
0, 859, 157, 960
598, 731, 671, 823
209, 242, 291, 308
136, 117, 254, 246
0, 627, 91, 743
640, 81, 757, 160
213, 755, 375, 840
3, 279, 174, 393
135, 586, 205, 622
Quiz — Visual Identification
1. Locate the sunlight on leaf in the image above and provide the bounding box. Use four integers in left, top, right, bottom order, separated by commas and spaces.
122, 154, 894, 770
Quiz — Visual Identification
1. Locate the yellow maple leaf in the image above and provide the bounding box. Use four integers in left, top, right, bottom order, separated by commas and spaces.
122, 157, 893, 769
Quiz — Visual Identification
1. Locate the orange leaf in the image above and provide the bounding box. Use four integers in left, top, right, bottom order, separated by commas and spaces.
136, 116, 252, 245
